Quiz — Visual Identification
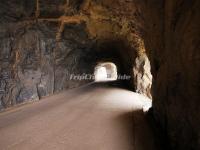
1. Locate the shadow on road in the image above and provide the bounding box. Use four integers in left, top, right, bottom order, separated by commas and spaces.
115, 110, 165, 150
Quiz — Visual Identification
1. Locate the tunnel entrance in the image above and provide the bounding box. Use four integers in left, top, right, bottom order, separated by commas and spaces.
94, 62, 118, 82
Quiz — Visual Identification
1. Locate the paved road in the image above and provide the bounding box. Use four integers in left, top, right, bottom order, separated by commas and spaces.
0, 82, 160, 150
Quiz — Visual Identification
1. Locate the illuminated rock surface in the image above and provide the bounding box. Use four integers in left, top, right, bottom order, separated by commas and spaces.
0, 0, 200, 149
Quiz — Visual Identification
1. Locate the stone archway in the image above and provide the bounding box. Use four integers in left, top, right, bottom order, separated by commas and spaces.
94, 62, 117, 82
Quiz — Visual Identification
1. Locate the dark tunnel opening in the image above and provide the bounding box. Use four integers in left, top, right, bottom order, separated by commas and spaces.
91, 38, 153, 99
92, 39, 136, 90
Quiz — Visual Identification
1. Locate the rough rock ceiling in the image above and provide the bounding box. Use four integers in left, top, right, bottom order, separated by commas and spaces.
1, 1, 200, 150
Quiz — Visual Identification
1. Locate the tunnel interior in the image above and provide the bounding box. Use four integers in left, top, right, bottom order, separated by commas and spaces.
92, 39, 136, 88
94, 38, 153, 98
0, 0, 200, 150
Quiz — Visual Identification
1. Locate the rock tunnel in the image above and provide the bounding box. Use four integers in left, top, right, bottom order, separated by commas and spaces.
0, 0, 200, 150
94, 62, 118, 81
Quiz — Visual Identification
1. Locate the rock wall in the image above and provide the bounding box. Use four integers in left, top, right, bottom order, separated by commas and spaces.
0, 0, 153, 109
0, 21, 94, 108
133, 54, 152, 99
140, 0, 200, 149
157, 1, 200, 149
1, 1, 200, 149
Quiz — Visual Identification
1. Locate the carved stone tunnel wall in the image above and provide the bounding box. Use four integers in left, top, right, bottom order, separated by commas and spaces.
138, 0, 200, 149
0, 22, 96, 108
0, 0, 200, 150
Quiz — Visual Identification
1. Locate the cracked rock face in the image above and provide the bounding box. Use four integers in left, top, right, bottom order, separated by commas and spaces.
0, 0, 200, 150
0, 21, 95, 108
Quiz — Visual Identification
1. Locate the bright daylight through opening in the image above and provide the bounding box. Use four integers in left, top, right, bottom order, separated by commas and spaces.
94, 62, 118, 82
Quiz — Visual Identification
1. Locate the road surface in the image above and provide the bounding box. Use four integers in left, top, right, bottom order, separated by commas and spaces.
0, 82, 161, 150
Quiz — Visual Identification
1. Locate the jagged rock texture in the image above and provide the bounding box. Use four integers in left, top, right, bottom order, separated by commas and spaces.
0, 22, 95, 108
0, 0, 200, 150
0, 0, 151, 108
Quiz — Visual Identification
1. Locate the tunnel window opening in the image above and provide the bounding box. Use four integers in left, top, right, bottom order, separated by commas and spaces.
94, 62, 118, 82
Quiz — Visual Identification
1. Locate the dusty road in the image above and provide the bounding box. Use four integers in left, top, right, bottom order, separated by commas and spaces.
0, 82, 161, 150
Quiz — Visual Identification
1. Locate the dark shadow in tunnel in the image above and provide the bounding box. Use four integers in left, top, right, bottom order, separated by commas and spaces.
91, 38, 135, 90
146, 109, 170, 150
115, 110, 165, 150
